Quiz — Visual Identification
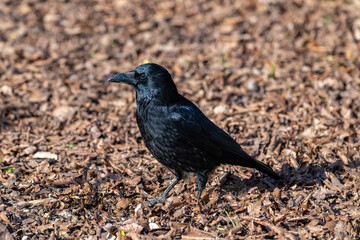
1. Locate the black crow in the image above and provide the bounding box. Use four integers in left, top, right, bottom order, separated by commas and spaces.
108, 63, 280, 205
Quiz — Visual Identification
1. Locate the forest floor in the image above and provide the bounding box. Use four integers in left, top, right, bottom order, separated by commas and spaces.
1, 0, 360, 239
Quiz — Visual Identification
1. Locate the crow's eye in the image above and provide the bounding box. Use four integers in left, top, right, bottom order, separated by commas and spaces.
139, 73, 147, 80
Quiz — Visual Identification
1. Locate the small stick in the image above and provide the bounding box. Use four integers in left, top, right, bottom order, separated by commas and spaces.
15, 198, 58, 208
235, 216, 297, 240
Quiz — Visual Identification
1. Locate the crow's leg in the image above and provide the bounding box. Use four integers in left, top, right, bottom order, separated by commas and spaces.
195, 172, 208, 199
147, 171, 182, 206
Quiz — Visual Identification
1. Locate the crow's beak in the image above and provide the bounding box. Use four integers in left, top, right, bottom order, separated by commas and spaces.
107, 71, 136, 85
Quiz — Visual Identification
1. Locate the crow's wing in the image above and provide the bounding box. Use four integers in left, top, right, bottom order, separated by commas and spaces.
169, 104, 223, 159
169, 98, 280, 179
169, 102, 244, 160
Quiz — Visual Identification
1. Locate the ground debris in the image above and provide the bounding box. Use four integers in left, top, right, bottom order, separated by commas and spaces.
0, 0, 359, 239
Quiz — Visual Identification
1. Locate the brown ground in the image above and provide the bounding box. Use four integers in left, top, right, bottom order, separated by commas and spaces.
1, 0, 360, 239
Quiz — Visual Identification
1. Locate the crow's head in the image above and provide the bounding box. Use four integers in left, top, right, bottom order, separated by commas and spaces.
108, 63, 178, 101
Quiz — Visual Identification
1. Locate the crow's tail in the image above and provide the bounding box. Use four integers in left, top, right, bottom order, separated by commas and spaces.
250, 158, 281, 179
224, 149, 281, 180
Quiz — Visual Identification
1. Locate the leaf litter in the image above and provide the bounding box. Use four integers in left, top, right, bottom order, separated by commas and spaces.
0, 0, 360, 239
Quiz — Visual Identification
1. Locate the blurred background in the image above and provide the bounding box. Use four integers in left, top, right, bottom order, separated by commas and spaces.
0, 0, 360, 239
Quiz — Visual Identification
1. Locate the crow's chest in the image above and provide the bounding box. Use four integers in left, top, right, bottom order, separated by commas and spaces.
136, 106, 177, 151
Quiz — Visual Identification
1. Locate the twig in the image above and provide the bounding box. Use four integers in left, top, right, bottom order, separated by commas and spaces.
15, 198, 58, 208
301, 191, 314, 209
230, 233, 269, 239
106, 159, 124, 173
236, 216, 297, 240
232, 105, 259, 113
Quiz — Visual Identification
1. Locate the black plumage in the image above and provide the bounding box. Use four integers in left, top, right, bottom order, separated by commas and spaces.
108, 63, 280, 205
